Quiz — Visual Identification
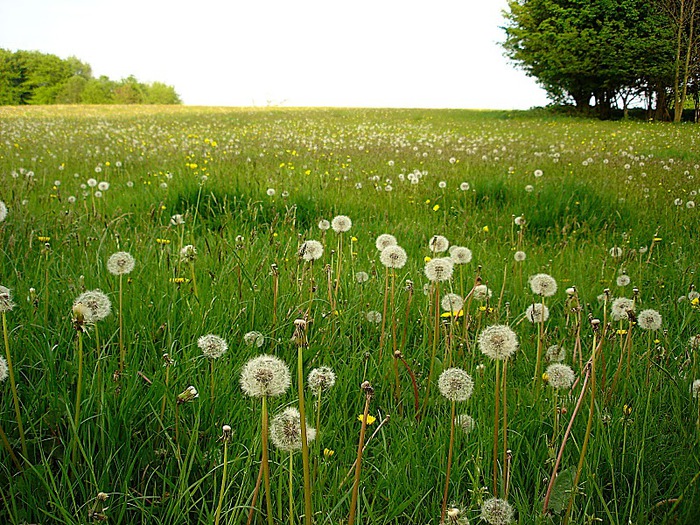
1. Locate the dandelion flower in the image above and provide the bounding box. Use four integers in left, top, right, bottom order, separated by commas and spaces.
270, 407, 316, 452
308, 366, 336, 394
355, 271, 369, 283
545, 344, 566, 363
87, 178, 98, 188
74, 289, 111, 321
107, 251, 135, 275
170, 214, 185, 226
0, 286, 16, 313
529, 273, 557, 297
514, 250, 526, 262
637, 309, 662, 330
0, 355, 7, 382
380, 245, 408, 269
473, 284, 492, 302
266, 188, 276, 197
611, 297, 635, 321
358, 414, 376, 424
481, 497, 514, 525
0, 201, 7, 222
366, 311, 382, 324
331, 215, 352, 233
425, 257, 454, 282
459, 181, 470, 191
525, 303, 550, 323
318, 219, 330, 231
514, 215, 525, 226
616, 275, 631, 287
441, 293, 464, 314
449, 246, 472, 265
428, 235, 449, 253
609, 246, 623, 258
98, 181, 110, 191
438, 368, 474, 402
690, 335, 700, 351
298, 240, 324, 261
455, 414, 476, 435
479, 325, 519, 361
244, 330, 265, 348
375, 233, 397, 251
240, 354, 291, 398
546, 363, 575, 390
198, 334, 228, 359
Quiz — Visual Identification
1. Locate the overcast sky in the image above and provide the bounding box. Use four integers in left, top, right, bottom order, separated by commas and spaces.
0, 0, 551, 109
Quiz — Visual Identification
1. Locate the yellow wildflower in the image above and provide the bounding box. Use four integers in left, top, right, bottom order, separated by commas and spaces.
357, 414, 376, 425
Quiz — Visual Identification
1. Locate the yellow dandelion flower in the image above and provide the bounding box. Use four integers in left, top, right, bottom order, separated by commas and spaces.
424, 256, 432, 263
37, 236, 51, 242
357, 414, 376, 425
324, 448, 335, 457
433, 204, 440, 211
482, 226, 489, 233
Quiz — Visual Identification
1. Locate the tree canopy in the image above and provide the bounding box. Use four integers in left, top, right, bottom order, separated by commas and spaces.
0, 49, 181, 106
502, 0, 696, 120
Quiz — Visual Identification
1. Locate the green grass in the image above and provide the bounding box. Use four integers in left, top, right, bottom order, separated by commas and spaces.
0, 105, 698, 524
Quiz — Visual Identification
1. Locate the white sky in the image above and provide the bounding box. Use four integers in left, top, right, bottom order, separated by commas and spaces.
0, 0, 551, 109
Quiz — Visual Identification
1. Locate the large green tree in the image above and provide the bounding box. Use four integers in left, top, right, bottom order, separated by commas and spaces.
503, 0, 675, 118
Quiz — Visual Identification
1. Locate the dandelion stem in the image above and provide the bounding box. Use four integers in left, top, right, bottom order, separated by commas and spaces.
261, 395, 274, 525
0, 422, 21, 470
421, 283, 441, 419
2, 311, 27, 461
214, 438, 229, 525
348, 384, 372, 525
297, 346, 313, 525
71, 330, 84, 467
493, 358, 501, 498
440, 399, 457, 524
118, 274, 125, 372
379, 267, 389, 359
190, 261, 198, 299
289, 452, 295, 525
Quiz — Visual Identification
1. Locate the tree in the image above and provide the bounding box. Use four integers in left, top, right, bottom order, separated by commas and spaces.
81, 76, 115, 104
144, 81, 182, 104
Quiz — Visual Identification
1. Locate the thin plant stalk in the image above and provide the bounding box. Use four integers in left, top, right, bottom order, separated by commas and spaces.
533, 295, 546, 390
190, 261, 199, 299
0, 422, 21, 470
210, 359, 215, 401
502, 359, 508, 486
379, 266, 389, 359
118, 274, 125, 371
493, 358, 501, 498
421, 283, 441, 418
2, 311, 27, 461
440, 399, 457, 524
348, 382, 373, 525
261, 395, 274, 525
288, 452, 295, 525
71, 329, 85, 467
297, 345, 313, 525
214, 433, 230, 525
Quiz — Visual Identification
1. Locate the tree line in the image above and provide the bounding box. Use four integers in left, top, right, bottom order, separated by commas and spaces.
502, 0, 700, 121
0, 49, 181, 105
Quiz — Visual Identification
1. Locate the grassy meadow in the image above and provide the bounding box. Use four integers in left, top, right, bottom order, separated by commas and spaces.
0, 105, 698, 525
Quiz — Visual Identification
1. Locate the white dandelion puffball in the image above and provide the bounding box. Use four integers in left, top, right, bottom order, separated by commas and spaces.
244, 330, 265, 348
298, 240, 324, 261
266, 188, 276, 197
479, 324, 519, 361
74, 289, 111, 321
308, 366, 336, 394
318, 219, 330, 231
441, 293, 464, 313
473, 284, 492, 302
449, 246, 472, 265
180, 244, 197, 262
0, 355, 7, 382
380, 245, 408, 269
269, 407, 316, 452
529, 273, 557, 297
692, 379, 700, 399
616, 274, 631, 287
240, 354, 291, 398
545, 344, 566, 363
98, 181, 110, 191
198, 334, 228, 359
481, 497, 514, 525
525, 303, 550, 323
438, 367, 474, 402
611, 297, 635, 321
514, 250, 526, 262
0, 201, 7, 222
107, 251, 135, 275
455, 414, 475, 435
170, 214, 185, 226
637, 309, 662, 330
0, 286, 15, 313
424, 257, 454, 282
546, 363, 575, 390
609, 246, 623, 258
375, 233, 397, 251
366, 311, 382, 324
459, 181, 470, 191
331, 215, 352, 233
428, 235, 450, 253
355, 271, 369, 283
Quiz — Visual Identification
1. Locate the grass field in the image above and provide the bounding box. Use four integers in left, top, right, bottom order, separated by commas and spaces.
0, 105, 698, 525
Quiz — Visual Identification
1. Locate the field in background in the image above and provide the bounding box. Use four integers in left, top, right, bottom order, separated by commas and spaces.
0, 105, 698, 524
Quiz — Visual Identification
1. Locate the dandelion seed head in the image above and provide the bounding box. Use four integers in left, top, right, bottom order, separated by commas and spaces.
513, 250, 526, 262
318, 219, 330, 231
546, 363, 575, 390
97, 181, 110, 191
692, 379, 700, 399
480, 498, 514, 525
525, 303, 550, 323
331, 215, 352, 233
424, 257, 454, 282
609, 246, 623, 258
198, 334, 228, 359
298, 240, 324, 261
0, 356, 7, 382
637, 309, 662, 330
308, 366, 336, 394
375, 233, 397, 251
611, 297, 635, 321
479, 324, 519, 361
529, 273, 557, 297
545, 344, 566, 363
107, 251, 135, 276
240, 354, 291, 398
449, 246, 472, 265
74, 289, 111, 321
428, 235, 450, 253
0, 286, 16, 313
455, 414, 476, 435
459, 181, 470, 191
441, 293, 464, 313
616, 275, 631, 287
170, 214, 185, 226
180, 244, 197, 262
0, 201, 7, 222
473, 284, 492, 302
244, 330, 265, 348
366, 311, 382, 323
438, 367, 474, 402
269, 407, 316, 452
380, 245, 407, 269
355, 271, 369, 283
